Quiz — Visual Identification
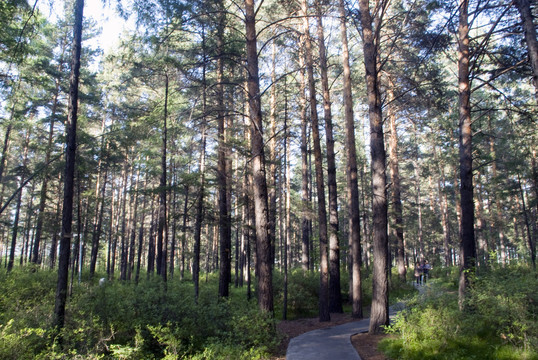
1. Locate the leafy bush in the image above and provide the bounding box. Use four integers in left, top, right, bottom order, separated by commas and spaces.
0, 269, 278, 359
380, 265, 538, 360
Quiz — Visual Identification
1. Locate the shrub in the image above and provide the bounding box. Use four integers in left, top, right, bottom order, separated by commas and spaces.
380, 265, 538, 360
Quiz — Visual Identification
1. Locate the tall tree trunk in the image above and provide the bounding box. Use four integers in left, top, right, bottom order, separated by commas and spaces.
514, 0, 538, 100
301, 0, 330, 322
283, 93, 291, 319
434, 146, 452, 267
457, 0, 477, 309
315, 0, 343, 314
33, 79, 61, 264
268, 42, 278, 268
339, 0, 363, 318
193, 27, 208, 301
358, 0, 389, 333
128, 164, 141, 280
387, 80, 406, 282
217, 8, 232, 297
180, 183, 189, 280
119, 160, 130, 281
299, 45, 310, 272
518, 175, 536, 268
7, 129, 30, 272
156, 75, 168, 282
54, 0, 83, 332
245, 0, 273, 314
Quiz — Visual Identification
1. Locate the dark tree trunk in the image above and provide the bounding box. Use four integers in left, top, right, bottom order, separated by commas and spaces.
315, 1, 343, 314
357, 0, 389, 333
180, 184, 189, 280
33, 80, 60, 264
301, 0, 330, 322
515, 0, 538, 100
193, 29, 208, 301
156, 75, 168, 282
217, 7, 232, 297
457, 0, 477, 309
54, 0, 83, 332
8, 130, 30, 272
245, 0, 273, 314
128, 165, 140, 280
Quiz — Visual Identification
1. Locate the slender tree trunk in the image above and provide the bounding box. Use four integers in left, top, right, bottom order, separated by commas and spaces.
268, 42, 278, 268
49, 176, 63, 269
156, 75, 168, 282
245, 0, 273, 314
7, 130, 30, 272
518, 175, 536, 268
315, 0, 343, 313
135, 172, 149, 285
339, 0, 363, 319
33, 82, 61, 264
128, 163, 140, 280
169, 165, 177, 279
301, 0, 330, 322
283, 94, 291, 319
358, 0, 389, 333
457, 0, 477, 309
217, 9, 231, 297
193, 28, 208, 301
434, 146, 452, 267
119, 160, 130, 281
54, 0, 83, 332
180, 183, 189, 280
387, 81, 406, 282
299, 46, 310, 272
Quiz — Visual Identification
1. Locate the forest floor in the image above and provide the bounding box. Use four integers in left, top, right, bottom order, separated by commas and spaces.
273, 311, 389, 360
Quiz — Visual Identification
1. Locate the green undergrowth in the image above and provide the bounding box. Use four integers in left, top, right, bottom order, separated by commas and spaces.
380, 265, 538, 360
0, 265, 418, 359
0, 268, 278, 359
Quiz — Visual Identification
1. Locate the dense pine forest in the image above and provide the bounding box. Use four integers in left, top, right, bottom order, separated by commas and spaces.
0, 0, 537, 358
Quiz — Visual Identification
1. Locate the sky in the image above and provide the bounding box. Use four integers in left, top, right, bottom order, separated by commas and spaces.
38, 0, 135, 54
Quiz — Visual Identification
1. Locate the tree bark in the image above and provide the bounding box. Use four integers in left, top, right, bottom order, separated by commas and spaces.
245, 0, 273, 314
217, 7, 232, 297
156, 74, 168, 282
54, 0, 83, 332
357, 0, 389, 333
299, 45, 310, 272
301, 0, 330, 322
7, 130, 30, 272
387, 80, 406, 282
457, 0, 477, 309
315, 0, 343, 314
339, 0, 363, 318
514, 0, 538, 100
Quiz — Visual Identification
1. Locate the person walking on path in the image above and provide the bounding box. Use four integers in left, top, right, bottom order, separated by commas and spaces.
422, 260, 432, 284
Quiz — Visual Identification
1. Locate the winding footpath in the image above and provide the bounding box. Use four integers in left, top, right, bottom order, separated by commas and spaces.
285, 300, 411, 359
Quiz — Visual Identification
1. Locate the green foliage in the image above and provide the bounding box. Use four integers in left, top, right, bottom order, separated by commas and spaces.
0, 269, 278, 359
273, 269, 320, 319
380, 265, 538, 360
